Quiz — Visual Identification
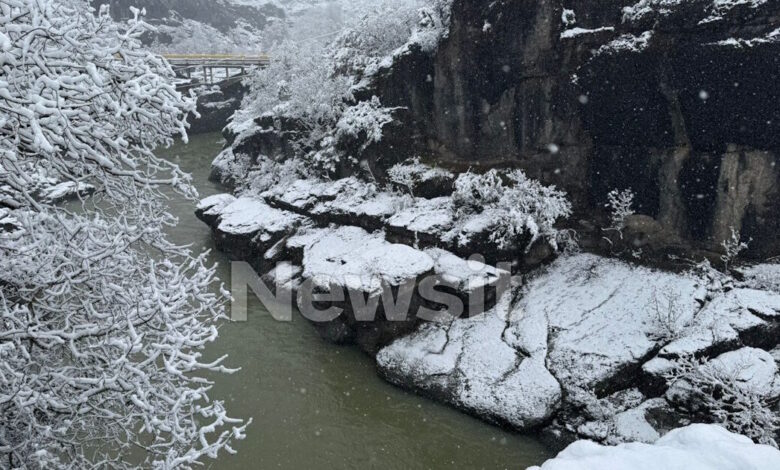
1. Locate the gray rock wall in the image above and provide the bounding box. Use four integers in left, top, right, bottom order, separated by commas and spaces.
370, 0, 780, 257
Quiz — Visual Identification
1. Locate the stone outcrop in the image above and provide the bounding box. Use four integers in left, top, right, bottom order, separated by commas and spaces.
378, 253, 780, 441
195, 188, 509, 353
365, 0, 780, 258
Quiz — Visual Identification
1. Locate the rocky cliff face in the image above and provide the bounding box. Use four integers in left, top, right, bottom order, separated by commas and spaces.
371, 0, 780, 258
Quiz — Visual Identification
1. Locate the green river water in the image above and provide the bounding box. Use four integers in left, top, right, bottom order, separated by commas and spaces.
157, 133, 554, 469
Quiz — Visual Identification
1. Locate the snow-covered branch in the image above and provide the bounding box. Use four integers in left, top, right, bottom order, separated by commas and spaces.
0, 1, 246, 467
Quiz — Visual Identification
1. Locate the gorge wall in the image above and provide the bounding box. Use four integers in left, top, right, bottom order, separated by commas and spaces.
370, 0, 780, 258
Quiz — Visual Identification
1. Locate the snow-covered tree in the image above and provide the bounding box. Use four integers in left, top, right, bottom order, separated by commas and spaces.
721, 227, 750, 271
605, 188, 636, 233
231, 0, 451, 176
0, 1, 247, 467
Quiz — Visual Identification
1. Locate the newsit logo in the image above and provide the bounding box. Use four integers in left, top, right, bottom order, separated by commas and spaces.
229, 257, 520, 323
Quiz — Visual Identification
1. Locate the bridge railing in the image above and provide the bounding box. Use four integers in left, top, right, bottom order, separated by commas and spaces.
162, 53, 271, 67
162, 53, 271, 87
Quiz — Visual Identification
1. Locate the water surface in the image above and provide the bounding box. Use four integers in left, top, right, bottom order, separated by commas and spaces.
158, 133, 553, 469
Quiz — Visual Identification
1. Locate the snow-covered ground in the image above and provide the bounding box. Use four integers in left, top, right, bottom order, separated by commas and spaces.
529, 424, 780, 470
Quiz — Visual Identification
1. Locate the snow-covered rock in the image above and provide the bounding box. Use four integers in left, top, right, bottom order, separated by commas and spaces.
195, 193, 237, 225
377, 253, 707, 430
281, 225, 439, 351
560, 26, 615, 39
529, 424, 780, 470
704, 347, 778, 396
513, 254, 702, 394
666, 347, 780, 400
267, 177, 407, 232
294, 225, 434, 295
386, 196, 454, 243
425, 247, 508, 294
387, 158, 456, 199
378, 251, 780, 434
377, 294, 563, 430
217, 197, 302, 238
196, 195, 304, 264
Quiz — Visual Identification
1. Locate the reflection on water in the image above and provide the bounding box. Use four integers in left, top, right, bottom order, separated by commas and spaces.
156, 133, 553, 469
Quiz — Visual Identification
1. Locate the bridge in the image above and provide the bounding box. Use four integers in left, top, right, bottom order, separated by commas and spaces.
163, 53, 270, 89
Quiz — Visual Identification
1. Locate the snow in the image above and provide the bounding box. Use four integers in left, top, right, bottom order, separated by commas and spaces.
377, 253, 728, 429
334, 96, 395, 148
425, 248, 508, 292
562, 9, 576, 26
295, 226, 434, 294
598, 31, 654, 55
387, 157, 454, 191
217, 196, 302, 237
702, 348, 778, 397
319, 186, 404, 220
658, 323, 739, 358
739, 262, 780, 293
202, 98, 237, 110
39, 181, 95, 202
197, 193, 236, 214
710, 28, 780, 47
271, 177, 366, 212
711, 0, 768, 14
265, 261, 303, 292
610, 399, 664, 443
514, 254, 702, 390
377, 293, 563, 429
622, 0, 684, 23
387, 197, 454, 235
269, 176, 407, 224
560, 27, 615, 39
528, 424, 780, 470
623, 0, 769, 25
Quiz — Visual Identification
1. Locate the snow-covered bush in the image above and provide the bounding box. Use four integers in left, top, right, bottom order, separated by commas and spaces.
606, 188, 636, 232
243, 154, 308, 195
335, 96, 397, 149
387, 157, 453, 197
665, 353, 780, 447
0, 1, 246, 467
235, 39, 353, 152
721, 227, 750, 271
448, 170, 572, 251
650, 290, 692, 341
451, 170, 505, 212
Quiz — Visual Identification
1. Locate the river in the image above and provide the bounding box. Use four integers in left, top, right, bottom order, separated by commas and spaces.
157, 132, 553, 469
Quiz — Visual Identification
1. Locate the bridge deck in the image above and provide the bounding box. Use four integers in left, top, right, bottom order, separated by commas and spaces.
163, 53, 270, 68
